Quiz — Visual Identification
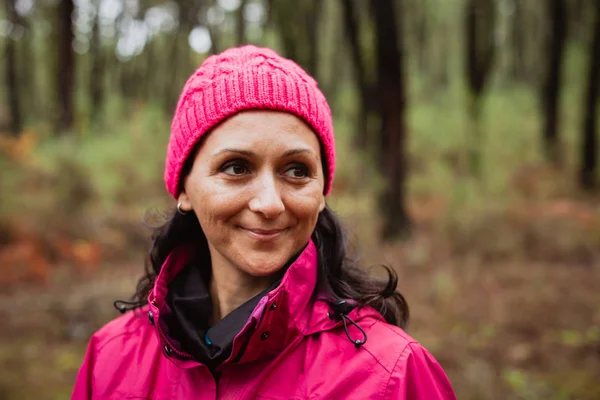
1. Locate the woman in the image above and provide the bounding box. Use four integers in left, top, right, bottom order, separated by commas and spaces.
72, 45, 456, 399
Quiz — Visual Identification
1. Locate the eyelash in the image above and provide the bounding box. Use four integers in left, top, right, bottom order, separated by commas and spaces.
219, 159, 250, 175
218, 160, 310, 179
285, 164, 310, 178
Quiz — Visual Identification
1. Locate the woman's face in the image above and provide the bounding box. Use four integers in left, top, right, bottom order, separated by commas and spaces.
178, 110, 326, 277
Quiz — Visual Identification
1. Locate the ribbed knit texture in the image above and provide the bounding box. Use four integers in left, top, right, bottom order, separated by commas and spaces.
164, 45, 335, 199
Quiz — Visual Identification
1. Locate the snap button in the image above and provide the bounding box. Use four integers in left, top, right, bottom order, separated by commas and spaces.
164, 344, 173, 357
269, 303, 277, 311
148, 311, 154, 325
260, 332, 269, 340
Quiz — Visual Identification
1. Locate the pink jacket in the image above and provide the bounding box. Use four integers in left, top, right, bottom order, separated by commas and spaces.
72, 241, 456, 399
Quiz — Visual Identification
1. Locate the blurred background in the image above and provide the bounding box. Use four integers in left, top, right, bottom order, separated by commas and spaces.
0, 0, 599, 398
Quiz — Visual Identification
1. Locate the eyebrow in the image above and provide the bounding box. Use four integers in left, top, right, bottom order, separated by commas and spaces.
283, 148, 314, 157
214, 148, 255, 157
213, 148, 317, 158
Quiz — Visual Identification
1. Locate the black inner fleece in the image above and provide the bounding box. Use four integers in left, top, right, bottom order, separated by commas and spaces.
166, 263, 278, 370
165, 253, 303, 371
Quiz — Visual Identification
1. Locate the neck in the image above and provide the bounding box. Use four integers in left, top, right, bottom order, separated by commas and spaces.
208, 249, 278, 325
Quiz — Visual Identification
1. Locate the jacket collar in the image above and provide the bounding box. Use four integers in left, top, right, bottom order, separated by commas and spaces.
148, 240, 343, 368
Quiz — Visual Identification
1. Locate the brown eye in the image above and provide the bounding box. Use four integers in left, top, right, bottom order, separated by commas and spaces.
220, 161, 249, 176
284, 165, 309, 178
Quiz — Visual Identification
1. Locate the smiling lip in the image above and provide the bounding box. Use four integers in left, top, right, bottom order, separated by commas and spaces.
241, 227, 286, 241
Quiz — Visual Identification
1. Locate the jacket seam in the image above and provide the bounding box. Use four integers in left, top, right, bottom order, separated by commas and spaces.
383, 341, 417, 399
361, 345, 393, 374
377, 319, 415, 340
345, 318, 401, 374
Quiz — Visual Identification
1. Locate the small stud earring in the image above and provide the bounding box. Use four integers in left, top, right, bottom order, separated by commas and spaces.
176, 202, 188, 215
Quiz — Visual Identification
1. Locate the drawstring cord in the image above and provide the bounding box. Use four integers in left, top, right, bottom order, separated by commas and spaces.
115, 298, 367, 348
113, 299, 146, 314
328, 300, 367, 349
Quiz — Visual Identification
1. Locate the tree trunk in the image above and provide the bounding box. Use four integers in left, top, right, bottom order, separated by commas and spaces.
272, 1, 320, 78
340, 0, 372, 149
89, 0, 103, 122
4, 0, 22, 136
371, 0, 410, 240
510, 0, 527, 81
208, 25, 221, 55
17, 15, 36, 122
541, 0, 567, 164
579, 0, 600, 189
236, 0, 247, 45
120, 60, 135, 100
162, 32, 182, 112
274, 3, 300, 64
465, 0, 495, 96
206, 0, 221, 55
305, 0, 322, 78
435, 23, 450, 89
326, 25, 345, 100
57, 0, 76, 133
465, 0, 495, 177
265, 0, 275, 27
570, 0, 589, 42
144, 39, 156, 99
415, 0, 428, 74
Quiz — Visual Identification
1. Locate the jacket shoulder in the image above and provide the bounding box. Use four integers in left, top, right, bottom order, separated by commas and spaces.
299, 311, 454, 399
73, 306, 175, 399
90, 306, 155, 354
360, 317, 420, 373
358, 318, 456, 399
362, 320, 456, 399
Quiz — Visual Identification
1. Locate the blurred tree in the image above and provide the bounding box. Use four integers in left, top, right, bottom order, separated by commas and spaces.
237, 0, 248, 45
541, 0, 567, 164
272, 0, 322, 78
89, 0, 103, 121
116, 7, 137, 101
305, 0, 321, 78
207, 0, 222, 54
57, 0, 76, 133
265, 0, 274, 26
371, 0, 410, 239
432, 7, 450, 90
340, 0, 375, 150
4, 0, 22, 136
510, 0, 527, 82
579, 0, 600, 189
569, 0, 591, 42
320, 1, 345, 101
162, 0, 204, 111
405, 0, 429, 75
464, 0, 495, 177
518, 1, 545, 88
17, 5, 35, 121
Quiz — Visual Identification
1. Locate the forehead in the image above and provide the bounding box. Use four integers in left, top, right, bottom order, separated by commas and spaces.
201, 110, 321, 152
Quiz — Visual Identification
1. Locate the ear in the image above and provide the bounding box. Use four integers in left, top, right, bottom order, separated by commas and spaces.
178, 191, 192, 212
318, 196, 326, 213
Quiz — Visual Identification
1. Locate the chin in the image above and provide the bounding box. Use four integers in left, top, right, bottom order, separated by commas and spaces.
240, 252, 290, 277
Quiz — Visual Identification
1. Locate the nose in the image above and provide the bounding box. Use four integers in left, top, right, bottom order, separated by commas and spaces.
248, 174, 285, 219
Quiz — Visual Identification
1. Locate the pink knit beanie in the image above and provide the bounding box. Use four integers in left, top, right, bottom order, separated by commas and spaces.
164, 45, 335, 199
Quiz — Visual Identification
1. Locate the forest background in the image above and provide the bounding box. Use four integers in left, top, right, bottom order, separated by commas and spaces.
0, 0, 599, 399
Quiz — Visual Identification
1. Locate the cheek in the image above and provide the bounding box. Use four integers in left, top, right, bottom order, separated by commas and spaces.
189, 184, 244, 228
286, 190, 324, 225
